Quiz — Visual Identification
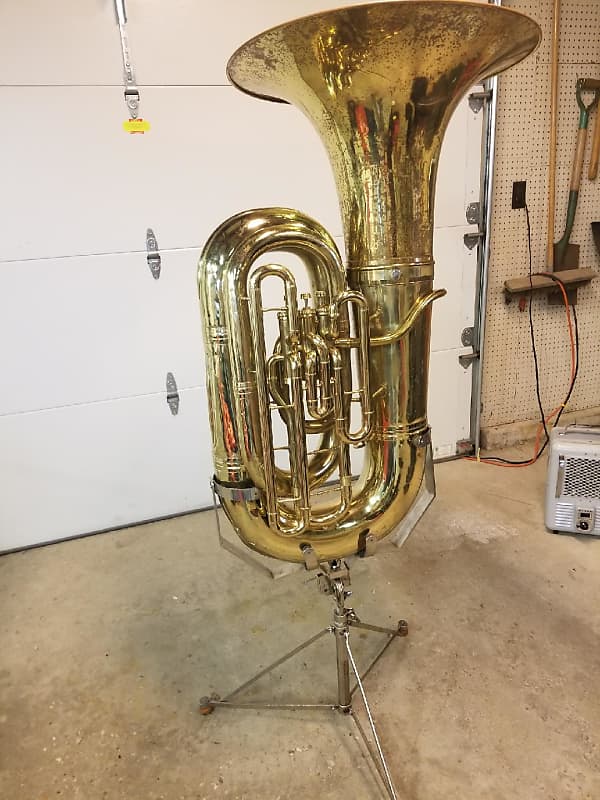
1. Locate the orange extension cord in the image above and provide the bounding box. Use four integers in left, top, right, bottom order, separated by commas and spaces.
467, 274, 576, 468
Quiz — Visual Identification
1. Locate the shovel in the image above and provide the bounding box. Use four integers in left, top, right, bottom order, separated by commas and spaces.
555, 79, 600, 268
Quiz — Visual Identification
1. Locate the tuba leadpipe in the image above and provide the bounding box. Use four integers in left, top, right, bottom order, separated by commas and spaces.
199, 1, 541, 563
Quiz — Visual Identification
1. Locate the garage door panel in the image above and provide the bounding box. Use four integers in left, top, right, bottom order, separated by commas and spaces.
431, 226, 478, 353
435, 100, 469, 229
428, 348, 472, 460
436, 92, 484, 229
0, 0, 121, 87
0, 0, 488, 87
0, 86, 340, 262
7, 224, 479, 419
465, 86, 485, 207
0, 0, 371, 87
127, 0, 374, 86
0, 248, 205, 415
0, 388, 212, 552
0, 85, 480, 263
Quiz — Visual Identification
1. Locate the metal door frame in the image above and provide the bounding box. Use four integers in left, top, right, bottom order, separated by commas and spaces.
468, 0, 503, 454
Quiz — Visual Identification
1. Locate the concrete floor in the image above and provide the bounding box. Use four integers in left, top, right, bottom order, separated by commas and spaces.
1, 453, 599, 800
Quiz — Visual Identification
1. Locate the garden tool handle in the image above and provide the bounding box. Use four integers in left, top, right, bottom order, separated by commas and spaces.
574, 79, 600, 186
571, 126, 588, 191
589, 114, 600, 180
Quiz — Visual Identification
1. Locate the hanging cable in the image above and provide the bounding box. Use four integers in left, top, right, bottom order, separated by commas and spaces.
468, 204, 579, 467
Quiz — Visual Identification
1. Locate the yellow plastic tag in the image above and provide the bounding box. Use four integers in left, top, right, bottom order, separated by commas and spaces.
123, 118, 151, 134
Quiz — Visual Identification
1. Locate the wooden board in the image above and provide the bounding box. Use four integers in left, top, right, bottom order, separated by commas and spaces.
504, 268, 596, 294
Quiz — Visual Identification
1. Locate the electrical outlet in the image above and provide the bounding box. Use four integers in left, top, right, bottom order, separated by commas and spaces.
512, 180, 527, 209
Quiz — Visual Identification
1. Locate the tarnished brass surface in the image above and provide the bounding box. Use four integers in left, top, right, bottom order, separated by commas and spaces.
199, 2, 541, 562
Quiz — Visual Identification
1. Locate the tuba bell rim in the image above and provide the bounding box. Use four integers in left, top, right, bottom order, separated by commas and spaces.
226, 0, 542, 104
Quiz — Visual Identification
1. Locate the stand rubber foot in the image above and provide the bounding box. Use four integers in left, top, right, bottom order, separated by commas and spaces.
199, 695, 217, 715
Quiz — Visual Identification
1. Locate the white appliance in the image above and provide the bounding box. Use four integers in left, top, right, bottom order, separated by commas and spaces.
545, 425, 600, 535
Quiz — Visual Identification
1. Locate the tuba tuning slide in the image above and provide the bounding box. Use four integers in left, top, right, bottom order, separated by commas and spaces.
198, 1, 541, 563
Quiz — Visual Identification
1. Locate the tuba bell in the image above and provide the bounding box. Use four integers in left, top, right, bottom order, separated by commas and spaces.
198, 1, 541, 563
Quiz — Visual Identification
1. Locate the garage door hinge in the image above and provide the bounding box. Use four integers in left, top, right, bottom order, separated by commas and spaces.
459, 327, 478, 368
146, 228, 161, 279
468, 89, 492, 114
458, 351, 479, 369
466, 202, 480, 225
463, 231, 484, 250
456, 439, 475, 456
166, 372, 180, 415
464, 202, 484, 250
461, 327, 475, 347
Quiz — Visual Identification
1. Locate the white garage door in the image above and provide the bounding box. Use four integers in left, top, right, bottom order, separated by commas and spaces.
0, 0, 485, 551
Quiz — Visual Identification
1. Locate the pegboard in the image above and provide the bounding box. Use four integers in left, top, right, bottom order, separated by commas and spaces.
481, 0, 600, 430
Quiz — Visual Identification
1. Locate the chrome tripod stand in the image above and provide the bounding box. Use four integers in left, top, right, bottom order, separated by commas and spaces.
199, 559, 407, 800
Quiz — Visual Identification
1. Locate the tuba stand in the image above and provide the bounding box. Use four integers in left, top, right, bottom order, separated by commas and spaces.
199, 559, 407, 800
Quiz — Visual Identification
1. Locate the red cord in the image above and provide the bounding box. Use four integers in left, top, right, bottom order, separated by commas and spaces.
467, 277, 575, 468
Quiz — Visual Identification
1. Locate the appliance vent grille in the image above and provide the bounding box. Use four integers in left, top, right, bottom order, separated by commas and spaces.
563, 458, 600, 499
554, 503, 574, 528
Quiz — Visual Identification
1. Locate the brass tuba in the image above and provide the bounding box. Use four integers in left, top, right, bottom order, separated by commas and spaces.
199, 1, 540, 563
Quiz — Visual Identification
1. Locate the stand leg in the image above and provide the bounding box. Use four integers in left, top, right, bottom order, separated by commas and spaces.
199, 628, 331, 713
199, 559, 405, 799
349, 619, 408, 697
345, 632, 398, 800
